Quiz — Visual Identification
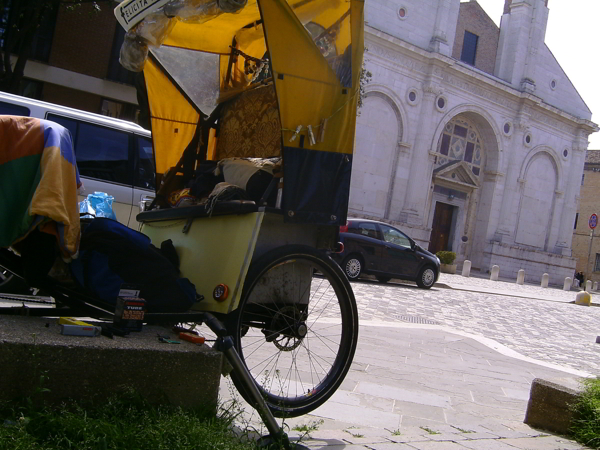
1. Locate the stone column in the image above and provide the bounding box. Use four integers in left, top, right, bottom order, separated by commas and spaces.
401, 68, 444, 226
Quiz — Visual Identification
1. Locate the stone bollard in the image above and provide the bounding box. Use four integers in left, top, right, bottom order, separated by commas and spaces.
490, 265, 499, 281
575, 291, 591, 306
586, 280, 592, 292
541, 273, 549, 288
516, 269, 525, 285
594, 281, 598, 291
563, 277, 572, 291
461, 260, 471, 277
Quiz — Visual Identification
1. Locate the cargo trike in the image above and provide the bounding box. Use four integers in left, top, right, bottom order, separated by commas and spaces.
0, 0, 364, 444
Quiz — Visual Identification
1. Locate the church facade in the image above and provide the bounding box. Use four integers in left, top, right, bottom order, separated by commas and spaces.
350, 0, 598, 284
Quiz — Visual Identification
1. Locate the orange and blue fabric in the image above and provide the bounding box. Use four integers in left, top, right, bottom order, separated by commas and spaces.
0, 115, 82, 258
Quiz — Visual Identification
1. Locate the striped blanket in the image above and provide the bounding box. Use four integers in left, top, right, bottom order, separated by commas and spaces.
0, 116, 82, 258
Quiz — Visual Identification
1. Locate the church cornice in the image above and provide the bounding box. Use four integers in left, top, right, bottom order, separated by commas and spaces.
365, 25, 598, 135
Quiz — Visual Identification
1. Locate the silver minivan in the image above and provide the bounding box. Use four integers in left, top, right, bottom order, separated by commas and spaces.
0, 92, 155, 293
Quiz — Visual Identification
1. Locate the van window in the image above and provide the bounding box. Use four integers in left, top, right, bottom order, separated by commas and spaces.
135, 135, 155, 190
48, 113, 132, 185
0, 101, 30, 116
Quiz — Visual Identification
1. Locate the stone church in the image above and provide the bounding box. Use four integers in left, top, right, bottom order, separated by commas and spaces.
350, 0, 598, 284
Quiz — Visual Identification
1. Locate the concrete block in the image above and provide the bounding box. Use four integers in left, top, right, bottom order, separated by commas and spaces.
0, 316, 223, 410
563, 277, 572, 291
461, 260, 471, 277
516, 269, 525, 285
490, 265, 500, 281
524, 377, 584, 435
541, 273, 549, 288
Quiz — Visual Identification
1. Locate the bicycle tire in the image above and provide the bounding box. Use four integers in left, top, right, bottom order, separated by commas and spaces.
230, 244, 359, 418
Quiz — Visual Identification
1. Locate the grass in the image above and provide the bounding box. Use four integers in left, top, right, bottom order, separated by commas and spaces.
420, 426, 440, 435
570, 378, 600, 449
0, 390, 259, 450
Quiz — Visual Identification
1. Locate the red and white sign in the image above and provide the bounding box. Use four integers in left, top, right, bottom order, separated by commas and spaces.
590, 214, 598, 230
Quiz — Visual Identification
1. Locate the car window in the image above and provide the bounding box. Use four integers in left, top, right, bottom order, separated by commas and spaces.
380, 224, 412, 248
48, 113, 132, 186
48, 114, 77, 141
357, 223, 378, 239
135, 135, 155, 190
0, 101, 30, 116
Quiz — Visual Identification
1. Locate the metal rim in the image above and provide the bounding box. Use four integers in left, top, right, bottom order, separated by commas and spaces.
345, 258, 361, 279
421, 268, 435, 287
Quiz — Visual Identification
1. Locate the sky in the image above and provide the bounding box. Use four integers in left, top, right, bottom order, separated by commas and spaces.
470, 0, 600, 149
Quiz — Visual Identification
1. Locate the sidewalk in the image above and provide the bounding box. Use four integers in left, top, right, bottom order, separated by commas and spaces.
223, 321, 592, 449
436, 272, 585, 304
220, 273, 597, 449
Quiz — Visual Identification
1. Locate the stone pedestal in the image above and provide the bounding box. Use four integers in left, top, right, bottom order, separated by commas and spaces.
541, 273, 549, 288
564, 277, 572, 291
461, 260, 471, 277
490, 265, 500, 281
575, 291, 591, 306
516, 269, 525, 285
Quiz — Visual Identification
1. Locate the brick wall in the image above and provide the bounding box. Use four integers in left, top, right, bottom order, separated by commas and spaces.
49, 3, 117, 79
571, 151, 600, 284
452, 2, 499, 76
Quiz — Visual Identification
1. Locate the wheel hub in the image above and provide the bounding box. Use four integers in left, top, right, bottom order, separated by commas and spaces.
263, 305, 307, 351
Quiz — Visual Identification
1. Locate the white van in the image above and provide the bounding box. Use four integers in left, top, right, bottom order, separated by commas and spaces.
0, 92, 155, 293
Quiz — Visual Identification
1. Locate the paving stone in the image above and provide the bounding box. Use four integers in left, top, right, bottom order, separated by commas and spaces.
459, 438, 531, 450
406, 440, 472, 449
499, 436, 587, 449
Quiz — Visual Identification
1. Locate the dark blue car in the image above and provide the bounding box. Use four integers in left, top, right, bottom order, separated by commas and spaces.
331, 218, 440, 289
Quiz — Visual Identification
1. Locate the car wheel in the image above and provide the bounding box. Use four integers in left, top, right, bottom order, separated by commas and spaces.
343, 255, 362, 280
416, 266, 436, 289
376, 276, 391, 283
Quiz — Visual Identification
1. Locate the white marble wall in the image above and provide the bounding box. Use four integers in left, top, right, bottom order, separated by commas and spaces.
349, 0, 596, 282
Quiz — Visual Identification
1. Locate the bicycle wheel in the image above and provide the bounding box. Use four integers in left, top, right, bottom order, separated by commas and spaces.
230, 245, 359, 418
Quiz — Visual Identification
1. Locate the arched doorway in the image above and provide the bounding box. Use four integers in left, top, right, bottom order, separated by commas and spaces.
428, 116, 484, 255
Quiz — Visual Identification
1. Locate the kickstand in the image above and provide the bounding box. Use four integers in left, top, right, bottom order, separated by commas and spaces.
202, 313, 309, 449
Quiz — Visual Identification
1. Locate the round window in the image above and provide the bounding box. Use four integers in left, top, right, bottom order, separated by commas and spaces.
503, 122, 511, 134
563, 149, 569, 158
437, 97, 446, 110
525, 133, 532, 145
398, 7, 407, 19
408, 91, 416, 102
551, 79, 557, 90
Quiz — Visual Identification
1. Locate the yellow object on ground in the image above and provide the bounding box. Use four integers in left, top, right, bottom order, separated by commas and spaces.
58, 317, 94, 327
575, 291, 591, 306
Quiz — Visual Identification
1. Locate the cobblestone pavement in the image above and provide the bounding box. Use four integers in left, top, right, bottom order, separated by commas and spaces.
350, 273, 600, 375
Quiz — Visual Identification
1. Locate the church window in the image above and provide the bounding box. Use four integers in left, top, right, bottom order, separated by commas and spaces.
595, 253, 600, 272
440, 134, 450, 156
460, 31, 478, 66
435, 117, 483, 177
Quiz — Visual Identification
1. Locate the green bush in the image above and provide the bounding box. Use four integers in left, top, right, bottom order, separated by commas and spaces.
570, 378, 600, 449
436, 251, 456, 265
